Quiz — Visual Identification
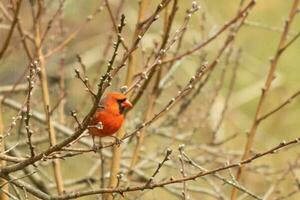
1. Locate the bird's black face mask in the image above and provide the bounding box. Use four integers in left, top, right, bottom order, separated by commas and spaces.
117, 98, 127, 114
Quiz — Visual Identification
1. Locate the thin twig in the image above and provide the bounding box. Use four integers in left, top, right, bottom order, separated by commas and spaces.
231, 1, 300, 199
0, 0, 23, 59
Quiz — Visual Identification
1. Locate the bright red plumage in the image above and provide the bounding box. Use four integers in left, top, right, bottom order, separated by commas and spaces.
88, 92, 132, 137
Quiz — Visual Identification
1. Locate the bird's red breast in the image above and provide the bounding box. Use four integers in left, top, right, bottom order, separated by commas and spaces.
88, 92, 132, 137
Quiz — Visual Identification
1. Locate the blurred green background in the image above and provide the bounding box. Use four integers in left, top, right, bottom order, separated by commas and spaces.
1, 0, 300, 199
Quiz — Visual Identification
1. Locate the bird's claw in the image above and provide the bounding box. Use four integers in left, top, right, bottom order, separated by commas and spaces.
115, 138, 122, 147
111, 136, 122, 147
92, 144, 101, 152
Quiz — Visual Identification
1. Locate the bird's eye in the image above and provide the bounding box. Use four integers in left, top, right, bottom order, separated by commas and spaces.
117, 98, 127, 114
117, 98, 126, 103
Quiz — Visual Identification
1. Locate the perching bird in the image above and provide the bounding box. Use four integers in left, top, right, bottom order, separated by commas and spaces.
88, 92, 132, 148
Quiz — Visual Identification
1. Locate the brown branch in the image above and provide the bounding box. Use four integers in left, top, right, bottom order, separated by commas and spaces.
129, 0, 178, 174
231, 1, 300, 199
105, 2, 172, 198
111, 0, 172, 77
178, 144, 188, 200
74, 69, 97, 99
0, 84, 27, 94
0, 15, 126, 194
182, 151, 262, 200
44, 2, 105, 58
104, 0, 128, 51
0, 174, 50, 200
144, 148, 172, 187
39, 0, 65, 48
0, 0, 33, 59
258, 89, 300, 123
0, 104, 8, 200
24, 61, 40, 157
34, 1, 64, 194
161, 0, 256, 64
49, 136, 300, 199
0, 154, 26, 163
125, 0, 149, 86
126, 1, 198, 96
0, 0, 22, 59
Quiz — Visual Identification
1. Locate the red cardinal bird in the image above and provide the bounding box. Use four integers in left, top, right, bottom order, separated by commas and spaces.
88, 92, 132, 148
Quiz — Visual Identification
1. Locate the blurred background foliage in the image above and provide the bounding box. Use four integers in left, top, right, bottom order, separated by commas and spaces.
1, 0, 300, 199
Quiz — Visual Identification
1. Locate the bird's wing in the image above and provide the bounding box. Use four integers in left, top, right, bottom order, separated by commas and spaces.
84, 97, 106, 125
97, 97, 106, 111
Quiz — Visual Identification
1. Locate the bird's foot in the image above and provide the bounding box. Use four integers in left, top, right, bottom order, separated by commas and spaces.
109, 136, 123, 147
92, 142, 103, 152
92, 144, 99, 152
91, 136, 101, 153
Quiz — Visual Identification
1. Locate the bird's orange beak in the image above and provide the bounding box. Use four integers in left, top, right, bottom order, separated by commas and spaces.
121, 99, 132, 108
